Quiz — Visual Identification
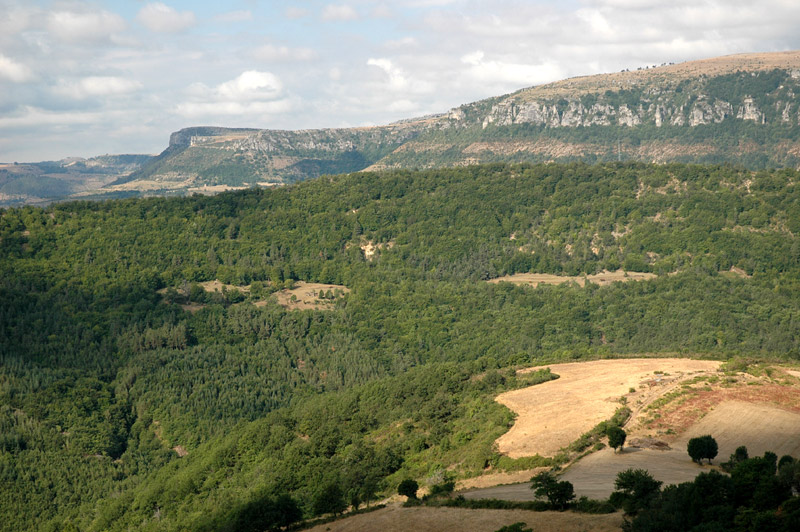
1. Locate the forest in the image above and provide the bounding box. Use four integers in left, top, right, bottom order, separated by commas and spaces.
1, 161, 799, 531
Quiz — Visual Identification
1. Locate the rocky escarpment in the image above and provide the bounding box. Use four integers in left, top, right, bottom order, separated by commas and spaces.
473, 93, 781, 129
457, 68, 800, 130
120, 52, 800, 193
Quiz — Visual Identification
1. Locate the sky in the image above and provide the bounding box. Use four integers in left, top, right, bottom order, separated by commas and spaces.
2, 1, 800, 162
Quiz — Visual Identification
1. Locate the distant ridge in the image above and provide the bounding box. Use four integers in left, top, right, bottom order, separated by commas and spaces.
7, 51, 800, 205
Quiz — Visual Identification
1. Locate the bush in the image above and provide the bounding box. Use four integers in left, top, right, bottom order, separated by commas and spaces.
428, 481, 455, 498
398, 479, 419, 499
494, 523, 532, 532
574, 496, 616, 514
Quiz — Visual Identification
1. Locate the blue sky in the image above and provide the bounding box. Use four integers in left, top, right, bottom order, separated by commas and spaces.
2, 0, 800, 162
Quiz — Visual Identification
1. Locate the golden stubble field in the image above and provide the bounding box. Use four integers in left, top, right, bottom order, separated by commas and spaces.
495, 358, 721, 458
469, 358, 800, 501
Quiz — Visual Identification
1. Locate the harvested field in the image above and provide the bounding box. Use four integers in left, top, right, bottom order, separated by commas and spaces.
469, 360, 800, 502
304, 505, 623, 532
488, 269, 656, 287
640, 383, 800, 438
269, 282, 349, 310
496, 358, 720, 458
675, 400, 800, 458
557, 398, 800, 499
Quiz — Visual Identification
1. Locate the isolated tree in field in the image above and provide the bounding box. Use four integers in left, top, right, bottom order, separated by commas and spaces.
530, 471, 575, 510
398, 479, 419, 499
607, 426, 627, 453
687, 435, 718, 464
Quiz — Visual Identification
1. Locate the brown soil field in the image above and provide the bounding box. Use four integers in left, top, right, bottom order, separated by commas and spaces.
488, 269, 656, 288
269, 282, 349, 310
496, 358, 720, 458
304, 505, 624, 532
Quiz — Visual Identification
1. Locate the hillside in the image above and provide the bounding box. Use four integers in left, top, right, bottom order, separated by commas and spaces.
0, 155, 153, 207
106, 51, 800, 197
2, 161, 800, 531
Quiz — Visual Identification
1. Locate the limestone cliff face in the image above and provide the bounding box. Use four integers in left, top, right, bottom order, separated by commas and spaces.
468, 90, 783, 131
126, 52, 800, 192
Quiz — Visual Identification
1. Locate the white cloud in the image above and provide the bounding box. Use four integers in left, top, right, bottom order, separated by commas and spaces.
371, 5, 394, 18
217, 71, 282, 101
0, 5, 35, 35
215, 10, 253, 23
322, 5, 359, 21
176, 71, 290, 119
137, 3, 196, 33
384, 37, 419, 49
253, 44, 317, 62
367, 58, 434, 94
0, 54, 34, 83
175, 99, 293, 118
285, 7, 310, 19
460, 51, 565, 86
0, 106, 103, 129
54, 76, 143, 100
46, 10, 126, 43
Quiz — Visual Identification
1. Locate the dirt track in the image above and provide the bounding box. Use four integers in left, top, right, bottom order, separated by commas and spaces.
496, 358, 720, 458
465, 446, 710, 501
304, 505, 624, 532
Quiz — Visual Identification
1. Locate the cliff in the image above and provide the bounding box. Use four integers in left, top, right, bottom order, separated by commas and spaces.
114, 51, 800, 194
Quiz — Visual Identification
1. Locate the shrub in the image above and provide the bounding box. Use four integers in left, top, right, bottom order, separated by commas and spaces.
398, 479, 419, 499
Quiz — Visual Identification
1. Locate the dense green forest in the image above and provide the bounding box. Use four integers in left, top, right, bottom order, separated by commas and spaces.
1, 162, 799, 531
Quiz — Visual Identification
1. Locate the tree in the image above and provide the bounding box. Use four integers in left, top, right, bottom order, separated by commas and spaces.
398, 479, 419, 499
610, 468, 662, 515
232, 493, 301, 532
312, 483, 347, 516
530, 472, 575, 510
607, 426, 627, 453
687, 435, 718, 464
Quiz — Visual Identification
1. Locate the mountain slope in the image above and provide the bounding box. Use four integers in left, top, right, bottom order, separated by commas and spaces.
0, 155, 153, 207
3, 161, 800, 530
113, 51, 800, 196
